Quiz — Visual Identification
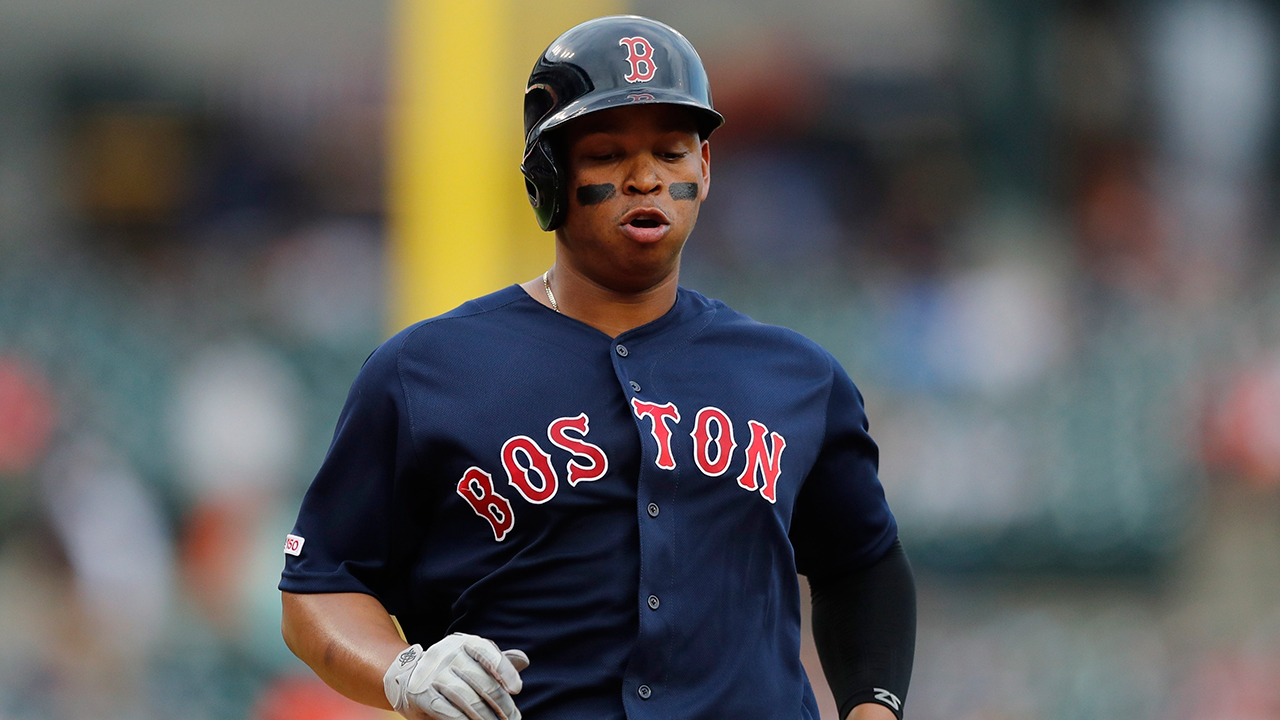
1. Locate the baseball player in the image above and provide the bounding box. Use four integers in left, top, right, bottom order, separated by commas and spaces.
280, 15, 915, 720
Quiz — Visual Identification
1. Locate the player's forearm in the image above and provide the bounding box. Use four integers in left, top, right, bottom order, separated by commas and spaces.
811, 539, 917, 719
280, 590, 408, 710
847, 702, 900, 720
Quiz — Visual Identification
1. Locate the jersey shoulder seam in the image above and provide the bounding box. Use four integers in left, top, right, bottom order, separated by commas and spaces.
647, 299, 720, 368
403, 291, 528, 335
703, 296, 835, 355
390, 292, 528, 473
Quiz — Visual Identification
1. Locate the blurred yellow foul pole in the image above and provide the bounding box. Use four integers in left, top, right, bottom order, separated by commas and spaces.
389, 0, 620, 331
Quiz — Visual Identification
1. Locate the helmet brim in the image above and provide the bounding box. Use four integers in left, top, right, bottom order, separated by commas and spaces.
535, 86, 724, 141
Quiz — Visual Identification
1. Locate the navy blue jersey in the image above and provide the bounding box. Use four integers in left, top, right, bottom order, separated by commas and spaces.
280, 285, 897, 720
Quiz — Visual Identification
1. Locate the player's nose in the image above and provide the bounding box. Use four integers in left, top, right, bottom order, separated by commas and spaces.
622, 155, 662, 196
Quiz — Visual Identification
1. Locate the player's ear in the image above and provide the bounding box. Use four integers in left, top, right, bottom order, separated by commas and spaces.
699, 139, 711, 201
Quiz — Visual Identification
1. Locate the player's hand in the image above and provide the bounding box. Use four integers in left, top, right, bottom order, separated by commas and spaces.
383, 633, 530, 720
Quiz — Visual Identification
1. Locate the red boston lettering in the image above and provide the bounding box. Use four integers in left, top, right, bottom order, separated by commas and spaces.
547, 413, 609, 486
631, 398, 681, 470
619, 36, 658, 83
736, 420, 787, 503
501, 435, 560, 504
456, 467, 515, 541
692, 406, 737, 477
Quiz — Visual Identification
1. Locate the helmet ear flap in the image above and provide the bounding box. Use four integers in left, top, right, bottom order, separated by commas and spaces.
520, 138, 565, 231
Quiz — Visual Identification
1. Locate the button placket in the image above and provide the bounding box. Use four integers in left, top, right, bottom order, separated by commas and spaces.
622, 336, 668, 711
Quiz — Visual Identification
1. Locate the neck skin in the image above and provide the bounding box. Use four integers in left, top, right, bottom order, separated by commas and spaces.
520, 257, 680, 338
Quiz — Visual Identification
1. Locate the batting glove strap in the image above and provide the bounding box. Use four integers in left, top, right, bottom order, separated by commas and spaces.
385, 644, 430, 719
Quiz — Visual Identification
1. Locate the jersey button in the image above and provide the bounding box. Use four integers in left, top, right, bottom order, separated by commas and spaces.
629, 380, 641, 392
647, 595, 660, 610
637, 684, 652, 700
647, 502, 659, 517
616, 344, 629, 357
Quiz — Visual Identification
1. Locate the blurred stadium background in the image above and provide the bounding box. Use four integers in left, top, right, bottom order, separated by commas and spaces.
2, 0, 1279, 718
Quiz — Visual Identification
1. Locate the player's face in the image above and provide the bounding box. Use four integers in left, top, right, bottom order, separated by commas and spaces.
556, 104, 711, 293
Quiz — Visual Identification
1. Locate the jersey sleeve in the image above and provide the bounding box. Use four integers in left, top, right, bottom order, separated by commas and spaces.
790, 356, 898, 579
279, 333, 424, 608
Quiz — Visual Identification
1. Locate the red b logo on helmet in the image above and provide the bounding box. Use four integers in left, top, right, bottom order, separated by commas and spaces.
619, 37, 658, 83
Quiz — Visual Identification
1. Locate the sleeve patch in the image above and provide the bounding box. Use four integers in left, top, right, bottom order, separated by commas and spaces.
284, 534, 305, 556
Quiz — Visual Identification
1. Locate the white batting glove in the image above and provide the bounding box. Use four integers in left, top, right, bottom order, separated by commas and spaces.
383, 633, 530, 720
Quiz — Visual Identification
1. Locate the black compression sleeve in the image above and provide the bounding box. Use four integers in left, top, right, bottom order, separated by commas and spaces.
809, 538, 916, 720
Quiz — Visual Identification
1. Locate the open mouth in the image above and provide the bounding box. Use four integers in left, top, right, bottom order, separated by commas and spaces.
621, 208, 670, 229
618, 207, 671, 243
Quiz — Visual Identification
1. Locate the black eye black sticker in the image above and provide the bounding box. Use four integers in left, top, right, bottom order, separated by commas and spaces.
576, 184, 617, 205
670, 183, 698, 201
